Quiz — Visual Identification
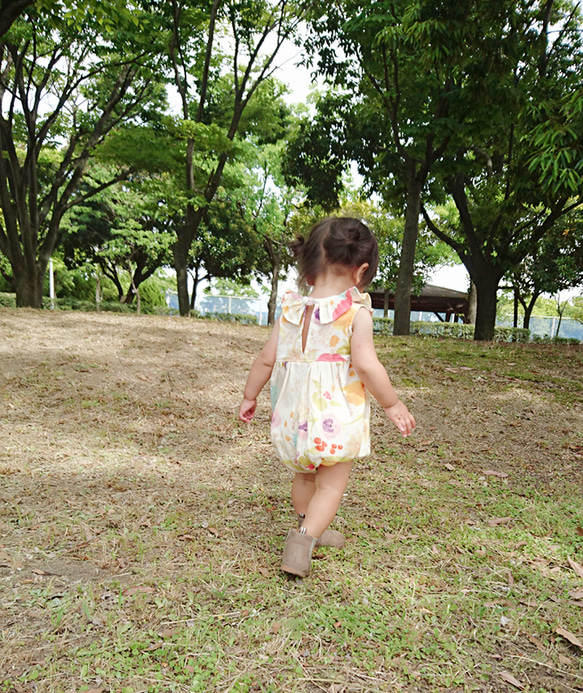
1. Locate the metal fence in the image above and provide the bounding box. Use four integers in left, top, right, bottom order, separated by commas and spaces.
166, 291, 583, 341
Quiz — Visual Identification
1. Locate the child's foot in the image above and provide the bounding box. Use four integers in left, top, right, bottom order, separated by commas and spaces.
281, 529, 317, 577
298, 514, 345, 548
317, 528, 345, 548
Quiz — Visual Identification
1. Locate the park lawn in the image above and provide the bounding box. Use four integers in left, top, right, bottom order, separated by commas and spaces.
0, 308, 582, 693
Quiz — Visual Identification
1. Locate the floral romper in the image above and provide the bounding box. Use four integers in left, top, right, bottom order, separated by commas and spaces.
270, 287, 373, 473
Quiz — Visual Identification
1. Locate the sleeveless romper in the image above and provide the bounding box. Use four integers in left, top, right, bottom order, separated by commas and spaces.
270, 287, 373, 473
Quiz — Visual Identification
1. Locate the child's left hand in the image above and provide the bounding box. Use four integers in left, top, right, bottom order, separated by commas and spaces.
384, 400, 416, 437
239, 398, 257, 422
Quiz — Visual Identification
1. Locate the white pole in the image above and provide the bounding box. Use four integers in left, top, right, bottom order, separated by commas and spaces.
49, 258, 55, 309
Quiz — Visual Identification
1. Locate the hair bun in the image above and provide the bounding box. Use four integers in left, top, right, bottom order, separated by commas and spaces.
289, 235, 306, 260
347, 226, 360, 246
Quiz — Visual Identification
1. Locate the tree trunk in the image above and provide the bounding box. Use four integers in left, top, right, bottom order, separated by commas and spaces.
523, 300, 535, 330
467, 281, 477, 324
173, 235, 191, 316
473, 274, 500, 341
13, 259, 45, 308
267, 254, 281, 326
95, 273, 102, 308
189, 266, 202, 312
393, 173, 422, 335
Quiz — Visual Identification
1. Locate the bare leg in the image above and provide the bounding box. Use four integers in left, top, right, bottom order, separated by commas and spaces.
291, 472, 317, 516
300, 461, 353, 539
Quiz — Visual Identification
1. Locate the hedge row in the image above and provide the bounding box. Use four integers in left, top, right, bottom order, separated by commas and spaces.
372, 317, 532, 342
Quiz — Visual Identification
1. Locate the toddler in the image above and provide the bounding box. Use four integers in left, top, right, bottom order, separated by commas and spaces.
239, 217, 416, 577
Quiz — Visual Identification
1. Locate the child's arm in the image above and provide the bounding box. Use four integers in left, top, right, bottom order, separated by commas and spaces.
351, 309, 416, 437
239, 320, 279, 422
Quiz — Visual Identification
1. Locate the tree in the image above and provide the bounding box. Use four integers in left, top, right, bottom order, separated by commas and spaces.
297, 0, 504, 334
566, 295, 583, 325
0, 0, 134, 38
421, 0, 583, 340
0, 4, 164, 307
162, 0, 308, 316
508, 210, 583, 329
245, 141, 300, 325
61, 170, 175, 305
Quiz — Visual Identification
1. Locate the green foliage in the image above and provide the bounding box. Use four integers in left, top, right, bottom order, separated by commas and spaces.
204, 278, 261, 298
0, 292, 16, 308
373, 317, 530, 342
0, 2, 167, 307
565, 296, 583, 324
199, 312, 258, 325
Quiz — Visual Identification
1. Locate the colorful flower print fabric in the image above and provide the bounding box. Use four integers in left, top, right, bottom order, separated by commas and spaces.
270, 287, 372, 473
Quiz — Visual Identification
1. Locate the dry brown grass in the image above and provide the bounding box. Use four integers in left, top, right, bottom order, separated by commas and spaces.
0, 308, 582, 692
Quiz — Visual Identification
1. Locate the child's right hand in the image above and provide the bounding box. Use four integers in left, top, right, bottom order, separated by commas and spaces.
239, 398, 257, 422
384, 400, 416, 437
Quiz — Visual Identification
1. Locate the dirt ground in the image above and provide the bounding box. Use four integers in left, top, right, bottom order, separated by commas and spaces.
0, 309, 582, 692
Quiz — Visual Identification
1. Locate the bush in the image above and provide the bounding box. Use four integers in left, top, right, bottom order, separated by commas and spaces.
372, 317, 531, 342
372, 317, 393, 335
199, 312, 258, 325
99, 301, 135, 313
532, 333, 581, 345
0, 292, 16, 308
492, 326, 531, 343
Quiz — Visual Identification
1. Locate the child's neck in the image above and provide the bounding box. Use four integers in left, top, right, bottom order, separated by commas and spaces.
309, 268, 358, 298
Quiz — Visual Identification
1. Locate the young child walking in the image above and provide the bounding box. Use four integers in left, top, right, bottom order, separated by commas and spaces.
239, 217, 416, 577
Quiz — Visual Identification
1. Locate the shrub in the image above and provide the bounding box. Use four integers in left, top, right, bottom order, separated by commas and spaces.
199, 312, 258, 325
0, 292, 16, 308
372, 318, 531, 342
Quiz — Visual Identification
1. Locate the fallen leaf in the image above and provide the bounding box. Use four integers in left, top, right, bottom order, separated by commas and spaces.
569, 588, 583, 599
485, 599, 513, 607
145, 641, 165, 651
558, 654, 572, 667
556, 626, 583, 649
488, 517, 512, 527
567, 556, 583, 579
576, 527, 583, 536
482, 469, 509, 478
499, 671, 525, 689
271, 621, 281, 634
122, 586, 156, 596
444, 463, 456, 471
528, 634, 546, 652
207, 527, 220, 537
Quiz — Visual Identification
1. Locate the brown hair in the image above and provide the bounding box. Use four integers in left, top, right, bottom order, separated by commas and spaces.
290, 217, 379, 289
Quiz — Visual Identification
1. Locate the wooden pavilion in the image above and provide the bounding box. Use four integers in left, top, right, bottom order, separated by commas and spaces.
369, 284, 470, 323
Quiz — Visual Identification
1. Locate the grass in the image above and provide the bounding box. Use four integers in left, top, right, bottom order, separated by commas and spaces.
0, 309, 582, 692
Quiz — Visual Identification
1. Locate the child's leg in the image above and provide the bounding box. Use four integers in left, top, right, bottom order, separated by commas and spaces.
300, 461, 353, 539
291, 472, 317, 516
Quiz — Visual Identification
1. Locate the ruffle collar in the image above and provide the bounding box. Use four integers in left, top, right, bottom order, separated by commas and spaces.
281, 286, 372, 325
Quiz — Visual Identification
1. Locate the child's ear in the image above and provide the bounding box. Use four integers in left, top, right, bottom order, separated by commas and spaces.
354, 263, 369, 287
